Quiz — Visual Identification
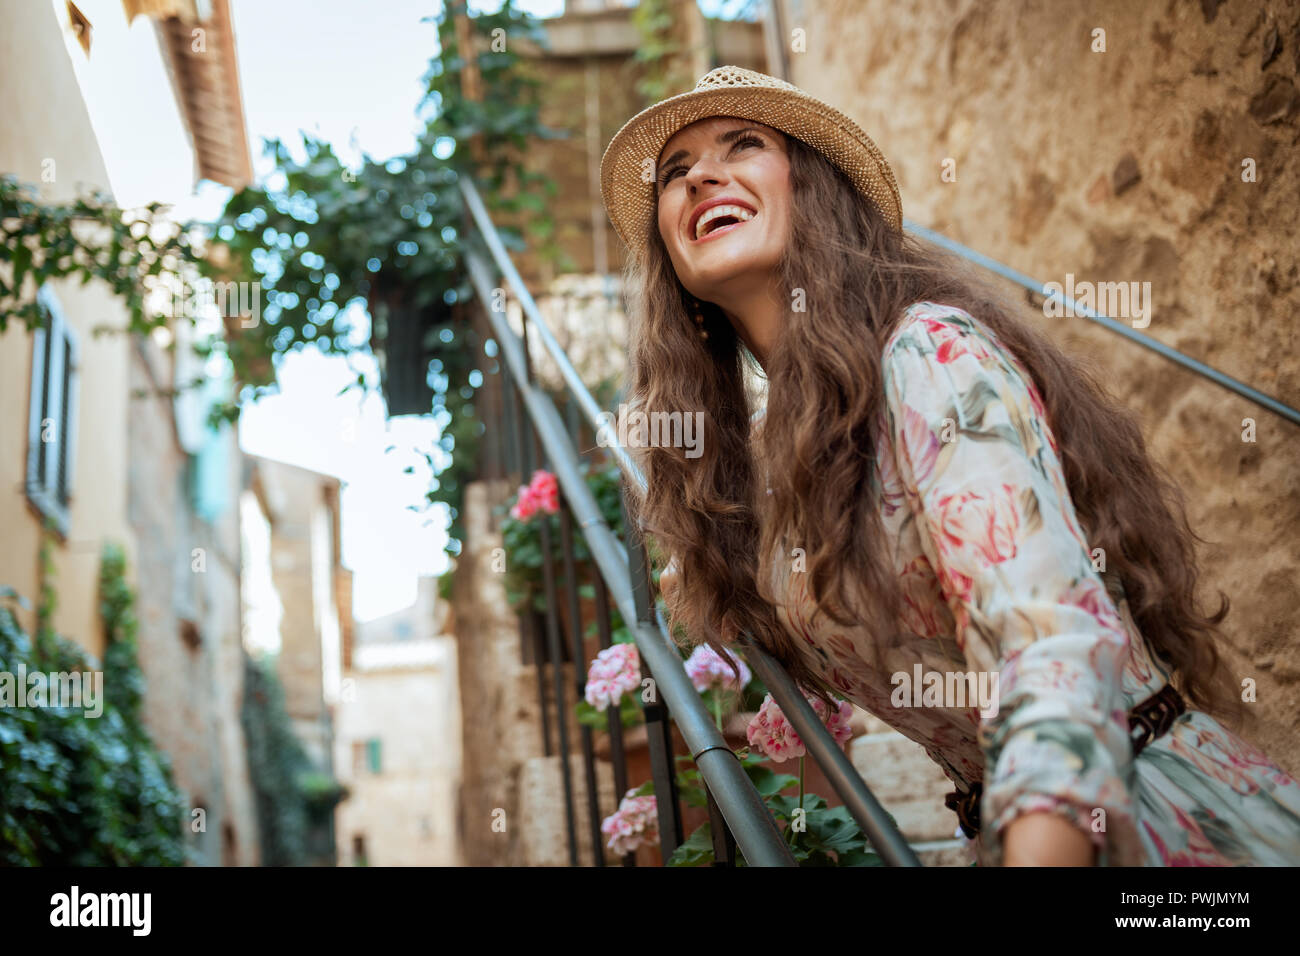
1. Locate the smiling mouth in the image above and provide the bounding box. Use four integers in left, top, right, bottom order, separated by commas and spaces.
692, 204, 757, 242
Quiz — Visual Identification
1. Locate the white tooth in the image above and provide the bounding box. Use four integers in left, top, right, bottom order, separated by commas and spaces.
695, 205, 755, 239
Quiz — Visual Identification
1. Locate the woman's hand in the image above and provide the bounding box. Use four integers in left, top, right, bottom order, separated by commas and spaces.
1002, 811, 1098, 866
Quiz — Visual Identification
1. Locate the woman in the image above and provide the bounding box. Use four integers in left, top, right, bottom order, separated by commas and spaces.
599, 66, 1300, 866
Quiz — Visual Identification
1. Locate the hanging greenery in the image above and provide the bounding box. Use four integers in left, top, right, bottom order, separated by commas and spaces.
240, 651, 344, 867
0, 2, 562, 559
207, 0, 562, 554
0, 177, 203, 339
631, 0, 694, 103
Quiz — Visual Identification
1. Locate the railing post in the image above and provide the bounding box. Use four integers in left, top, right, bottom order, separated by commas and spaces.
531, 423, 579, 866
564, 394, 582, 458
592, 577, 634, 865
621, 484, 684, 858
705, 787, 737, 866
500, 360, 519, 480
500, 305, 553, 758
560, 501, 605, 865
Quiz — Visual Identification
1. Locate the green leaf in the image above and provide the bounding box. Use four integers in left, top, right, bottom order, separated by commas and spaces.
836, 846, 886, 867
743, 763, 800, 798
573, 699, 605, 728
666, 823, 716, 867
11, 242, 31, 295
768, 793, 830, 819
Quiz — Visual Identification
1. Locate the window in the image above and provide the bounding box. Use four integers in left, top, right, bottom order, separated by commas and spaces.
351, 738, 383, 775
26, 286, 80, 537
180, 618, 202, 651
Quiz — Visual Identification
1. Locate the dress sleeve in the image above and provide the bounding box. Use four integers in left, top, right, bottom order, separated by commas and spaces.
881, 309, 1142, 866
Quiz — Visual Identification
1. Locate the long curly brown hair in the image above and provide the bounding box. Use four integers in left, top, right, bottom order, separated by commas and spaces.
621, 131, 1244, 728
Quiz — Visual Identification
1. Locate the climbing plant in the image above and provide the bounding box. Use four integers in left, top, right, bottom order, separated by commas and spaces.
241, 652, 322, 867
631, 0, 693, 103
0, 540, 188, 865
0, 176, 203, 338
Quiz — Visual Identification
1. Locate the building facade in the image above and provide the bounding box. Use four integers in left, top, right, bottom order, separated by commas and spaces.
0, 0, 258, 865
334, 576, 462, 866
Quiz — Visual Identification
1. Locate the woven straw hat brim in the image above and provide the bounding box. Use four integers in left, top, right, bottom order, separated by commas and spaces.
600, 67, 902, 256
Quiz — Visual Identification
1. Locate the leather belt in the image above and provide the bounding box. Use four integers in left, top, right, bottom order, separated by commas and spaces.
944, 682, 1186, 839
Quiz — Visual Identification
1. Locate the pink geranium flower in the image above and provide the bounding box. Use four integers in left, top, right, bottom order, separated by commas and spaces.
509, 469, 561, 520
746, 692, 854, 761
509, 484, 537, 520
585, 643, 641, 711
601, 790, 658, 855
529, 469, 559, 514
684, 644, 751, 694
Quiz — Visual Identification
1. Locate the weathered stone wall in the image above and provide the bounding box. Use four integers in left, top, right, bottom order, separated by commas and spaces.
452, 480, 543, 865
785, 0, 1300, 773
247, 457, 344, 771
127, 338, 259, 866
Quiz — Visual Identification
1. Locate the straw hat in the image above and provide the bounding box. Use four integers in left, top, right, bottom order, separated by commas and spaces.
600, 65, 902, 256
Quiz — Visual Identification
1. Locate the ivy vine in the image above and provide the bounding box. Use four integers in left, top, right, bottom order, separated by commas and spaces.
240, 651, 344, 867
0, 540, 188, 865
0, 175, 202, 338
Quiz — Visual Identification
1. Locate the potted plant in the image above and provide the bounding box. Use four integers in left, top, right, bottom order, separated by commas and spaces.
499, 461, 623, 641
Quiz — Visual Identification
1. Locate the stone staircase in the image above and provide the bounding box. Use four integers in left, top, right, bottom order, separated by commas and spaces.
847, 709, 974, 867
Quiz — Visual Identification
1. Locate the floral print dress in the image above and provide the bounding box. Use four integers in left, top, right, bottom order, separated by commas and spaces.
768, 301, 1300, 866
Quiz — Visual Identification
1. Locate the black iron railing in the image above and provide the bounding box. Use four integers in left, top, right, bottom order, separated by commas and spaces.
459, 176, 920, 867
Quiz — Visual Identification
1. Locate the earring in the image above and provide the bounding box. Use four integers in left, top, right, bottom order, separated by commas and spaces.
689, 296, 709, 342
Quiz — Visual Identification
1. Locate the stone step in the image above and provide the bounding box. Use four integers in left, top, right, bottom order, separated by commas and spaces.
516, 752, 620, 866
848, 728, 964, 846
911, 837, 975, 867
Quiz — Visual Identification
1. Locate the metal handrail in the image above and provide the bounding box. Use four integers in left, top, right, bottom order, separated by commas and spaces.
460, 175, 920, 866
465, 246, 796, 866
905, 220, 1300, 429
458, 174, 646, 487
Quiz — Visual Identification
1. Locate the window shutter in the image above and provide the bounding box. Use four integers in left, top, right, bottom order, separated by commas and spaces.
26, 285, 79, 535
